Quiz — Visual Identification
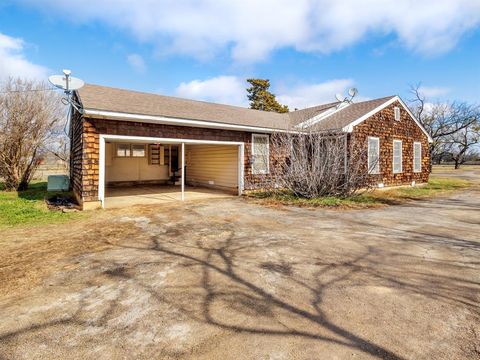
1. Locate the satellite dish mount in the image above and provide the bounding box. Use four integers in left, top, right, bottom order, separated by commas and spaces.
335, 87, 358, 106
48, 69, 85, 113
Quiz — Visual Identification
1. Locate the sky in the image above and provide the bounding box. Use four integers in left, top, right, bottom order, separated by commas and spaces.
0, 0, 479, 110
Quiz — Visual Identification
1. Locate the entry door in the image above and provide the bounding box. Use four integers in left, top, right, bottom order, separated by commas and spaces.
170, 145, 179, 171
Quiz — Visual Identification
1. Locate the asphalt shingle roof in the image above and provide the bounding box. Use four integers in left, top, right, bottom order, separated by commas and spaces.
77, 83, 396, 132
77, 83, 290, 130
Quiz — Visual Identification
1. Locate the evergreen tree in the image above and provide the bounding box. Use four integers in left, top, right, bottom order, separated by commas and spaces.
246, 79, 289, 113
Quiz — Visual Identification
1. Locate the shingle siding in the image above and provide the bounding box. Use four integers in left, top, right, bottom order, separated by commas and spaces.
351, 100, 430, 186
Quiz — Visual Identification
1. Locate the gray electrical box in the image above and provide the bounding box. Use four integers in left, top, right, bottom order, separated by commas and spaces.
47, 175, 70, 191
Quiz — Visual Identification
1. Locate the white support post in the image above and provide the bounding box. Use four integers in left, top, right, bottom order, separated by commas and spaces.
238, 143, 244, 196
98, 136, 106, 208
181, 142, 185, 201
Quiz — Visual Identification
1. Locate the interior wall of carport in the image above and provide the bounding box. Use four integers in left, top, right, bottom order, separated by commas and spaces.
104, 142, 171, 183
70, 116, 275, 208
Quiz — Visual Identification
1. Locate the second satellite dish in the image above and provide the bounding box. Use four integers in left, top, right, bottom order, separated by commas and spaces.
48, 69, 84, 92
348, 88, 358, 97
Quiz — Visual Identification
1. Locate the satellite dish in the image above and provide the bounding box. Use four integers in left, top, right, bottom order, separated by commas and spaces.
335, 93, 344, 102
348, 87, 358, 97
48, 69, 85, 116
48, 69, 84, 92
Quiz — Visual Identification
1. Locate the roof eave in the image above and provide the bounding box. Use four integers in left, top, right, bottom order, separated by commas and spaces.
82, 108, 289, 133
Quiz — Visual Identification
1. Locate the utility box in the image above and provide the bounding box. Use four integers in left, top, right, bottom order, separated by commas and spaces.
47, 175, 70, 192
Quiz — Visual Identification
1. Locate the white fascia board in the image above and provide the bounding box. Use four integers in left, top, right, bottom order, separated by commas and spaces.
342, 97, 398, 133
100, 134, 244, 146
83, 108, 285, 134
342, 96, 433, 143
395, 97, 433, 143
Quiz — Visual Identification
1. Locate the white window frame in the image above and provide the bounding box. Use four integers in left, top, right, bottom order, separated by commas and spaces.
131, 144, 146, 157
393, 140, 403, 174
115, 143, 131, 157
367, 137, 380, 174
251, 134, 270, 175
394, 106, 401, 121
413, 142, 422, 173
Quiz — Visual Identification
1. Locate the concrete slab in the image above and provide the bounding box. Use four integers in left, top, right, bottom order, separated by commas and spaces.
104, 184, 235, 208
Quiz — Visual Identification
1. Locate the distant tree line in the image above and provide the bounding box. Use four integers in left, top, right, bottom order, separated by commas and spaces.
408, 85, 480, 170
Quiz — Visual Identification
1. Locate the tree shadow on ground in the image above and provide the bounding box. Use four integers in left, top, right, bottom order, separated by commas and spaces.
1, 205, 479, 359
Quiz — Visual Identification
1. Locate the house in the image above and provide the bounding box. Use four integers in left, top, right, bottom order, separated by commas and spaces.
69, 84, 432, 209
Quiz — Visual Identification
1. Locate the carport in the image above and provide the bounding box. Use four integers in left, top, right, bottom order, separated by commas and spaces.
98, 134, 245, 208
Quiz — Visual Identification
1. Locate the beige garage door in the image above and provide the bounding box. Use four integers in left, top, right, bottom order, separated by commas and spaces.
185, 144, 238, 192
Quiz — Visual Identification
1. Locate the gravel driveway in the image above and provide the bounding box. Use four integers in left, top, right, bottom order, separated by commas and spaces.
1, 172, 479, 359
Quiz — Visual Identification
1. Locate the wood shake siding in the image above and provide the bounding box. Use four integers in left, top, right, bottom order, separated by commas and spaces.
351, 100, 430, 186
69, 108, 83, 203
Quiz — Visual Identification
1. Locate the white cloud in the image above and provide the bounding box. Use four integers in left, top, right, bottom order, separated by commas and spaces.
276, 79, 357, 109
174, 75, 359, 110
175, 76, 248, 106
417, 86, 450, 98
127, 53, 146, 73
17, 0, 480, 62
0, 32, 48, 80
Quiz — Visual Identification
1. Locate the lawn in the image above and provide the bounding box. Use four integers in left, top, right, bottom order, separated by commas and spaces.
0, 181, 85, 228
246, 177, 472, 208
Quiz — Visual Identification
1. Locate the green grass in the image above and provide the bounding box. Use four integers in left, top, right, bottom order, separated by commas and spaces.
0, 181, 85, 228
246, 177, 471, 209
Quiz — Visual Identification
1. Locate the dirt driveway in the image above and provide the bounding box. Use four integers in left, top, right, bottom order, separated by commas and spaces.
1, 173, 480, 359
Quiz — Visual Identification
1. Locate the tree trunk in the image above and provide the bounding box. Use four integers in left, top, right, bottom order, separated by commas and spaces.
17, 180, 29, 191
454, 160, 460, 169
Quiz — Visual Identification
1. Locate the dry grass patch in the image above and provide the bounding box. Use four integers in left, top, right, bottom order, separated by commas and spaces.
246, 177, 472, 209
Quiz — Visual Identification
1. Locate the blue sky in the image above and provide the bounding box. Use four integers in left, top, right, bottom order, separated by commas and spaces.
1, 0, 479, 109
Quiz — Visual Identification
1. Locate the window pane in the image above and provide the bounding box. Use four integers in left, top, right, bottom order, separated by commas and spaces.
116, 144, 130, 157
253, 155, 268, 172
132, 144, 145, 157
394, 107, 401, 121
252, 135, 269, 174
393, 141, 402, 173
414, 143, 421, 172
368, 138, 379, 174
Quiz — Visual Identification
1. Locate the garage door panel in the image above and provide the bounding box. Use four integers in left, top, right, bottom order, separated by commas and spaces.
186, 145, 238, 189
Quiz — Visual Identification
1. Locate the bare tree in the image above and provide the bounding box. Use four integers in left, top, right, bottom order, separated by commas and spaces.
247, 128, 372, 198
409, 84, 478, 171
448, 121, 480, 169
0, 78, 63, 191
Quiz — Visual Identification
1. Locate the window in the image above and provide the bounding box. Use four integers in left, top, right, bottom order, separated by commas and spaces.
413, 142, 422, 172
131, 144, 146, 157
368, 137, 380, 174
252, 134, 269, 174
393, 140, 402, 173
394, 106, 401, 121
116, 143, 130, 157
